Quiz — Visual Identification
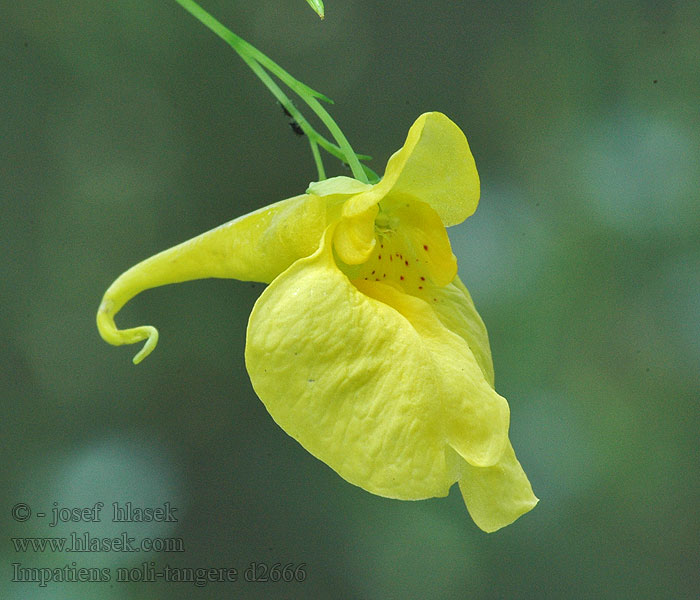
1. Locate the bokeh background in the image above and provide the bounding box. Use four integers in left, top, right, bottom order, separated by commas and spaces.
3, 1, 699, 598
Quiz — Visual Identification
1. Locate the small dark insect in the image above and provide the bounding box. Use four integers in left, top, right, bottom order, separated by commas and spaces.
289, 121, 304, 136
280, 104, 305, 136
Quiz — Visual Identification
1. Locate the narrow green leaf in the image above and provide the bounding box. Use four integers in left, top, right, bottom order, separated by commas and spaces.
305, 0, 325, 19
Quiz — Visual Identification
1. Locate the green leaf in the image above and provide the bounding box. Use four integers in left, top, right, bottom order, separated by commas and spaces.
305, 0, 325, 19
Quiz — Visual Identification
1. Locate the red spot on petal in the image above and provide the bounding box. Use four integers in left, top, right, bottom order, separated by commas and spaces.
404, 260, 409, 266
423, 245, 429, 251
380, 244, 384, 248
389, 256, 393, 261
378, 255, 382, 260
420, 276, 425, 281
418, 286, 423, 290
400, 276, 404, 280
371, 270, 375, 275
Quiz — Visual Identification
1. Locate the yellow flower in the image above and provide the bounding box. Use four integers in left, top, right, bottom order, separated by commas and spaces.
97, 112, 538, 532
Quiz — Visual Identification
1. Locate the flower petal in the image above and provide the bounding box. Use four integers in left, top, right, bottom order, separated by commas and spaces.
429, 277, 495, 387
338, 198, 457, 287
383, 197, 458, 286
246, 229, 509, 499
458, 442, 539, 533
343, 112, 480, 226
333, 205, 379, 265
246, 229, 458, 499
354, 279, 509, 468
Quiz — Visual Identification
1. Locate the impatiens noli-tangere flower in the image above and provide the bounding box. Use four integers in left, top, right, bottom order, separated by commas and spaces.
97, 112, 538, 532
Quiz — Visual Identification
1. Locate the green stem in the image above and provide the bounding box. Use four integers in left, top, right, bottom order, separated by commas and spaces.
173, 0, 369, 183
309, 139, 326, 180
304, 95, 366, 181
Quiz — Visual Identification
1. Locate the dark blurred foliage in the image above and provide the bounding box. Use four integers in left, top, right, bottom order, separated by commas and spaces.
2, 1, 698, 598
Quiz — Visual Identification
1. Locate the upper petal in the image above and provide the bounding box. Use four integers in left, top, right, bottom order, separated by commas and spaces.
344, 112, 480, 226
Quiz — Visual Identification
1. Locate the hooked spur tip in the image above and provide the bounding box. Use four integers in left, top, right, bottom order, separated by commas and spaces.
132, 326, 159, 364
97, 299, 159, 365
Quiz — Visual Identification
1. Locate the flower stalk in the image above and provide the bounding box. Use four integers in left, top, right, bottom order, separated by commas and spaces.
173, 0, 375, 182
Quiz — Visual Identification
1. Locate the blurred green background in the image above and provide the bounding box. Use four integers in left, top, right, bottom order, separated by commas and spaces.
3, 1, 699, 598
